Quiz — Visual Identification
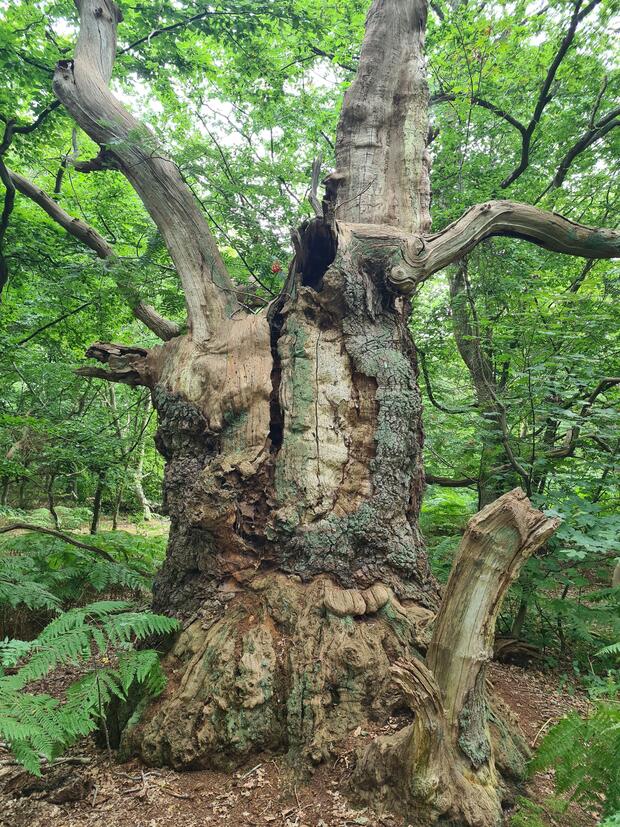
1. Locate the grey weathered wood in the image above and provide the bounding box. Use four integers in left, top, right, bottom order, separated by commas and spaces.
52, 0, 238, 342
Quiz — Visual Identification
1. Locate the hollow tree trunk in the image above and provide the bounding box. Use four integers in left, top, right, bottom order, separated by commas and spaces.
51, 0, 619, 820
80, 0, 439, 772
116, 222, 441, 768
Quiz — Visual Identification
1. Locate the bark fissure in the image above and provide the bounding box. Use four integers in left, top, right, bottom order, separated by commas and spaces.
55, 0, 619, 816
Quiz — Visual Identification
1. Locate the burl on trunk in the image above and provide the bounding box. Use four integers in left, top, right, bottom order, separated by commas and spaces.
42, 0, 620, 823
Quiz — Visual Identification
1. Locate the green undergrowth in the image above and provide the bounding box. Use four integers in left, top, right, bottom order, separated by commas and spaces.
0, 526, 174, 773
422, 489, 620, 673
0, 504, 94, 530
0, 529, 166, 619
0, 600, 178, 774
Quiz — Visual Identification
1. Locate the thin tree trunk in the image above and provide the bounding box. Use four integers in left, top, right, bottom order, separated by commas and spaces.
47, 473, 60, 530
449, 263, 523, 506
132, 395, 151, 521
17, 476, 27, 510
112, 477, 124, 530
510, 596, 529, 639
90, 473, 104, 535
134, 440, 150, 521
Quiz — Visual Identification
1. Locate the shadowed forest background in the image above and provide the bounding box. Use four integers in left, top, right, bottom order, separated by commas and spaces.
0, 0, 619, 825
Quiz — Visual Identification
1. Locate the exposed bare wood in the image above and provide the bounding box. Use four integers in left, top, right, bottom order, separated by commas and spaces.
344, 200, 620, 295
52, 0, 238, 341
331, 0, 431, 234
355, 489, 559, 825
133, 301, 181, 342
76, 342, 157, 387
10, 168, 113, 258
426, 489, 559, 755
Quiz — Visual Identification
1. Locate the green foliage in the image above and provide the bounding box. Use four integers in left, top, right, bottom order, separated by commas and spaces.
0, 601, 178, 774
530, 701, 620, 818
508, 796, 567, 827
598, 642, 620, 659
0, 530, 165, 614
1, 0, 618, 795
497, 495, 620, 667
420, 486, 476, 581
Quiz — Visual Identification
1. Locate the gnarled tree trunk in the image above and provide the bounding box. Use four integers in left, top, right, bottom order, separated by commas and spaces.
354, 489, 558, 825
36, 0, 620, 822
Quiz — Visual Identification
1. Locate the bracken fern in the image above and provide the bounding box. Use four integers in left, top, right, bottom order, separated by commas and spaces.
0, 601, 178, 774
530, 700, 620, 817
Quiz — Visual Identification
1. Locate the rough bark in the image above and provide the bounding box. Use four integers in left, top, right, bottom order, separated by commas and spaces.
110, 228, 441, 768
354, 489, 559, 826
50, 0, 620, 814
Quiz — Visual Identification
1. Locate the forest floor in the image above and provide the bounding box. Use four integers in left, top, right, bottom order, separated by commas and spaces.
0, 661, 597, 827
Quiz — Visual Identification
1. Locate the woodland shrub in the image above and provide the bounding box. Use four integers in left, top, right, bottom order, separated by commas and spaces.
0, 530, 175, 772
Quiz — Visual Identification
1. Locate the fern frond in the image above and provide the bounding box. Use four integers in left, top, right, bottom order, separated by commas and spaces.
597, 641, 620, 658
0, 603, 178, 774
531, 702, 620, 816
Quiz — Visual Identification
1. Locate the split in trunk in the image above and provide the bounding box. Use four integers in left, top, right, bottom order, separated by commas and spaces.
38, 0, 620, 822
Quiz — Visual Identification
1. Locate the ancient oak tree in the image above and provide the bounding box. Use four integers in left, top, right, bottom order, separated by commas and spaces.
13, 0, 620, 823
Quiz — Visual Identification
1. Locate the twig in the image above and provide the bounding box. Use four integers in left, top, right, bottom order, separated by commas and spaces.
240, 762, 263, 779
159, 785, 193, 800
531, 716, 555, 747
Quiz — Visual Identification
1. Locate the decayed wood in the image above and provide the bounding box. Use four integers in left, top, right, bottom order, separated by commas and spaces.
332, 0, 431, 235
8, 169, 180, 341
52, 0, 238, 342
426, 488, 559, 762
47, 0, 617, 806
76, 342, 157, 387
355, 489, 559, 825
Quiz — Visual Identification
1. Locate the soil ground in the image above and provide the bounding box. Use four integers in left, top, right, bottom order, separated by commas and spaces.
0, 661, 598, 827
